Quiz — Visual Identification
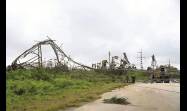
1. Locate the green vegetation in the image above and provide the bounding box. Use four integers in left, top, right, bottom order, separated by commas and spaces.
127, 70, 149, 81
103, 96, 130, 105
6, 69, 148, 111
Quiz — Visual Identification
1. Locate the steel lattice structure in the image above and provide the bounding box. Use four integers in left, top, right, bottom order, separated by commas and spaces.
10, 37, 95, 70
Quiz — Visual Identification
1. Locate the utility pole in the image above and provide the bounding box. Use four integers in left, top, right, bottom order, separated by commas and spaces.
168, 59, 171, 74
137, 49, 145, 70
108, 51, 111, 64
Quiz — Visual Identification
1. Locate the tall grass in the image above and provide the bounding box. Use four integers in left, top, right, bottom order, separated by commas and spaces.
6, 68, 147, 111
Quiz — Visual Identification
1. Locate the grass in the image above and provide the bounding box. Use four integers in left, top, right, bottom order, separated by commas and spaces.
127, 70, 149, 82
6, 68, 147, 111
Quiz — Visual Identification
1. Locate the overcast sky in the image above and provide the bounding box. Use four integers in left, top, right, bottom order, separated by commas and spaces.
6, 0, 180, 69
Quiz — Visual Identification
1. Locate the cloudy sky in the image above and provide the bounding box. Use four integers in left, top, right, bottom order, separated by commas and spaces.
6, 0, 180, 69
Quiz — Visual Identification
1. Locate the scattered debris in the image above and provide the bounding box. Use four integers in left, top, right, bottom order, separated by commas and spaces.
103, 96, 130, 105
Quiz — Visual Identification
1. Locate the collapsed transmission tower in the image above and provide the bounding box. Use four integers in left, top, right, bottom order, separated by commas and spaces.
151, 54, 157, 70
123, 52, 130, 64
9, 37, 95, 70
151, 54, 157, 77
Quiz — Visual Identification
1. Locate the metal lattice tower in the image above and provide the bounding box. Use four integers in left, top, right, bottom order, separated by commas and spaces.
137, 49, 145, 70
9, 37, 95, 70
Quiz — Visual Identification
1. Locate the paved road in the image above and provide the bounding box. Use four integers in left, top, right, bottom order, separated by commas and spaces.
63, 83, 180, 111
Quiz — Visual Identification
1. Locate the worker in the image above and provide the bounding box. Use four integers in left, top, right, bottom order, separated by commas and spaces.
152, 74, 155, 79
131, 75, 136, 83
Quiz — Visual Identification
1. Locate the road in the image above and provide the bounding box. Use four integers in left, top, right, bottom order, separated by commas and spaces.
63, 83, 180, 111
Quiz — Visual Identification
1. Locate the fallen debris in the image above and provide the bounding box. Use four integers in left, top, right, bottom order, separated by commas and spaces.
103, 96, 130, 105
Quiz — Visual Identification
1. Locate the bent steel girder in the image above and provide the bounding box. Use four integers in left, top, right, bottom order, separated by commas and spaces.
123, 52, 130, 64
52, 43, 94, 70
12, 40, 51, 65
11, 38, 95, 70
151, 54, 157, 69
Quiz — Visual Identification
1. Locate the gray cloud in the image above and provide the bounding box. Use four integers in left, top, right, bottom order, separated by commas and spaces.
6, 0, 180, 69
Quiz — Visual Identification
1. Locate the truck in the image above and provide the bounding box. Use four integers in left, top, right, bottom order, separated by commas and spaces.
151, 66, 170, 83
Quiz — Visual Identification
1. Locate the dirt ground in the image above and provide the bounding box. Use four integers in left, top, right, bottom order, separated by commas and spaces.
63, 82, 180, 111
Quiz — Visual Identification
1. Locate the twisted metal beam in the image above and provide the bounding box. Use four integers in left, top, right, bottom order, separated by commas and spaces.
10, 38, 95, 70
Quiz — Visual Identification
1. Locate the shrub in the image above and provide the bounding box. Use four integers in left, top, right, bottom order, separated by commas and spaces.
7, 80, 55, 96
30, 69, 53, 81
6, 69, 32, 80
53, 78, 74, 89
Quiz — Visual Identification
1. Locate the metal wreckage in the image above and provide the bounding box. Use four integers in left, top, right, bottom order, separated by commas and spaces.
7, 37, 135, 74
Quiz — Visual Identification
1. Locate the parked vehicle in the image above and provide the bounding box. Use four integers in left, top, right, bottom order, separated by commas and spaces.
152, 66, 170, 83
